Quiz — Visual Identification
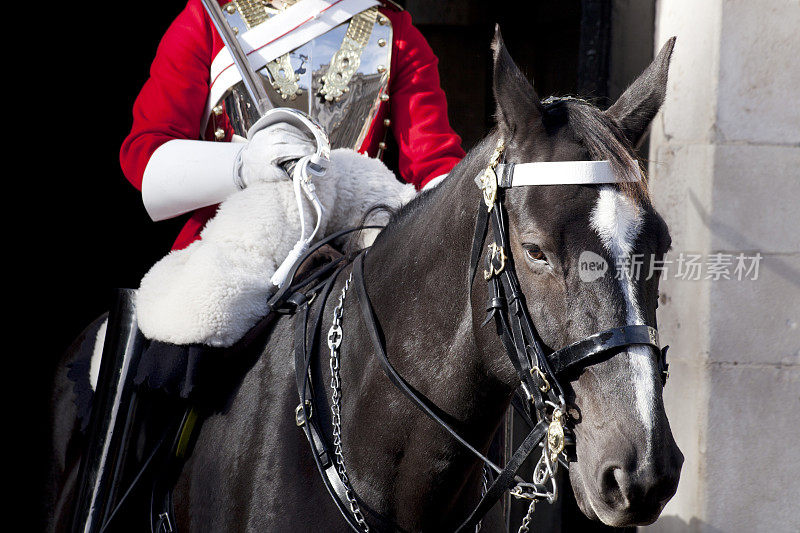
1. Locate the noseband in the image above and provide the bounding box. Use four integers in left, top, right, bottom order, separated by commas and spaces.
288, 138, 670, 532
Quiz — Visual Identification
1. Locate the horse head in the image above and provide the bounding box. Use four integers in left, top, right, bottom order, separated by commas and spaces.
484, 29, 683, 526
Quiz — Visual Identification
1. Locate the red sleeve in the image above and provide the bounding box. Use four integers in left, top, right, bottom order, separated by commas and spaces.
386, 10, 465, 189
119, 0, 216, 190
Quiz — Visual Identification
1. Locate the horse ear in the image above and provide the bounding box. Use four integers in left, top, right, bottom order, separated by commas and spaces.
605, 37, 676, 146
492, 25, 541, 137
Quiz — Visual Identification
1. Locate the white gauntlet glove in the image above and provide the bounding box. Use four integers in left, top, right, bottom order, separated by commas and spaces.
142, 118, 319, 222
238, 122, 316, 187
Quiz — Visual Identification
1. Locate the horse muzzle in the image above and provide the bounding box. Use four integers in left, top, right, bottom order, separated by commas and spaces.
572, 438, 683, 526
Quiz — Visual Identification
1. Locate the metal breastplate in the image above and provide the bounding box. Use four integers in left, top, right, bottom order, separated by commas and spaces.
208, 1, 393, 150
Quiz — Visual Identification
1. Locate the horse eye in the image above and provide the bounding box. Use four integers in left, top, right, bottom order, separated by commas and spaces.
524, 245, 547, 263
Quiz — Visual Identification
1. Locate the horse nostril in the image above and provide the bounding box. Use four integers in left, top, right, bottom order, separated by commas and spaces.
598, 464, 629, 508
598, 459, 680, 517
591, 444, 683, 522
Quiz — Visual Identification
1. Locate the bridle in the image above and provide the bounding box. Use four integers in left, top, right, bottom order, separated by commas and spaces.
288, 138, 670, 532
459, 138, 669, 528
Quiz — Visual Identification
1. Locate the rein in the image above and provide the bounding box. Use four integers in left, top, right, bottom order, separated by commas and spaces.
289, 139, 670, 532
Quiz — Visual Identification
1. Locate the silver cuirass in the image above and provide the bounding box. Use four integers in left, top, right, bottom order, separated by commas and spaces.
206, 0, 393, 149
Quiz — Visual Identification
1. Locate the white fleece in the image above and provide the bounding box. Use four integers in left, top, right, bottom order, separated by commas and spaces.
136, 149, 416, 347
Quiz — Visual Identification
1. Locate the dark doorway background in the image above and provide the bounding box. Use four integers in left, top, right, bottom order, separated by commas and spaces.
28, 1, 654, 529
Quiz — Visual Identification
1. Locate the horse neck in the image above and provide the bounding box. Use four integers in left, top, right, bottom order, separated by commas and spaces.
362, 135, 516, 402
342, 137, 518, 526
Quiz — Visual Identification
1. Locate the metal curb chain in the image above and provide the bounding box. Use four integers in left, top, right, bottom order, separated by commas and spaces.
507, 399, 568, 533
326, 271, 562, 533
328, 272, 370, 532
517, 501, 536, 533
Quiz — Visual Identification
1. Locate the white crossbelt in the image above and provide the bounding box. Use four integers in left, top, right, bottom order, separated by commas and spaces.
204, 0, 380, 127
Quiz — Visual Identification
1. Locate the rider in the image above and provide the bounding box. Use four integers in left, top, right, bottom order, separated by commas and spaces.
120, 0, 465, 250
71, 3, 466, 529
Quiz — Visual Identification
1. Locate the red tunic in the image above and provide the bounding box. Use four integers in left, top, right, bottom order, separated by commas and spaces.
120, 0, 465, 250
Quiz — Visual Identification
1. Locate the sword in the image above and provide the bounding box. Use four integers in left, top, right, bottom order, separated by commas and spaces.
200, 0, 329, 288
200, 0, 273, 116
200, 0, 330, 174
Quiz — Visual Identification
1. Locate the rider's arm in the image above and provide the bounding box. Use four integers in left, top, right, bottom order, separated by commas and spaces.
120, 0, 215, 191
120, 0, 252, 224
119, 1, 313, 228
385, 10, 466, 189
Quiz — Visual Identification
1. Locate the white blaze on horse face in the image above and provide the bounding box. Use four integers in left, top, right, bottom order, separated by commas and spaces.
590, 186, 656, 431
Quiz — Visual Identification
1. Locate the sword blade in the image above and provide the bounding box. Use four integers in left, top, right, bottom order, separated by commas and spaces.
200, 0, 273, 117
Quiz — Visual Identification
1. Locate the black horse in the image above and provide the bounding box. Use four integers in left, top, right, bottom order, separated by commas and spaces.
49, 31, 683, 531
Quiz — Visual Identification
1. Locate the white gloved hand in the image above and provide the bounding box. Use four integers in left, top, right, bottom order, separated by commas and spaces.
238, 122, 316, 187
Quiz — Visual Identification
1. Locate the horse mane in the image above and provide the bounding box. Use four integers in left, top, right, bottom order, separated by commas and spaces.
364, 134, 497, 246
371, 97, 650, 245
545, 97, 652, 204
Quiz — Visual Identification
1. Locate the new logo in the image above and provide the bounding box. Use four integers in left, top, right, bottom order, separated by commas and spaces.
578, 251, 608, 282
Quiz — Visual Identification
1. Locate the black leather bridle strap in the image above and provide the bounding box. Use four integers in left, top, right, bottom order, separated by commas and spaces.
487, 202, 565, 408
468, 204, 491, 292
454, 420, 548, 533
293, 267, 371, 533
353, 253, 504, 475
547, 324, 660, 376
294, 296, 331, 469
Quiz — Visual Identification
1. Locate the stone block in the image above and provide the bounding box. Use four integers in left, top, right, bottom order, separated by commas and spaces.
654, 272, 711, 365
716, 0, 800, 145
709, 253, 800, 365
653, 0, 722, 144
704, 364, 800, 532
710, 144, 800, 254
646, 364, 800, 532
649, 143, 716, 255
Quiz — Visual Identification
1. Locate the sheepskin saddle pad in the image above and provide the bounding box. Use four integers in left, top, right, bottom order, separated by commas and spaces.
135, 148, 417, 349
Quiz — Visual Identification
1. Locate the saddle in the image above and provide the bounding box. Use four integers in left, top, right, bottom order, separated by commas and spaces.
76, 241, 347, 533
133, 243, 345, 401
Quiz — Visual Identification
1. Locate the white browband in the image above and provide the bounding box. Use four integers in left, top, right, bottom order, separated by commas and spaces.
495, 160, 641, 188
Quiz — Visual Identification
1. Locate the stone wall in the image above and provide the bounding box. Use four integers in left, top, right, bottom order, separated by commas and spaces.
645, 1, 800, 531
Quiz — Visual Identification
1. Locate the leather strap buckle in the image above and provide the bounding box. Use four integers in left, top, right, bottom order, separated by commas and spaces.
295, 401, 313, 427
484, 242, 507, 280
531, 366, 551, 393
